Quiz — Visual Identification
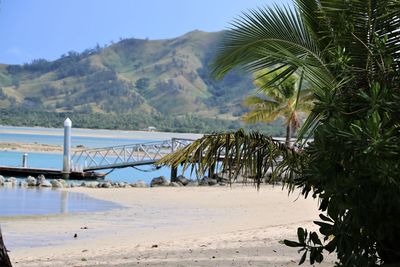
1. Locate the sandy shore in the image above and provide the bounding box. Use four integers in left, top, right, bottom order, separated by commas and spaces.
0, 126, 203, 141
0, 126, 203, 153
0, 142, 65, 153
2, 186, 336, 266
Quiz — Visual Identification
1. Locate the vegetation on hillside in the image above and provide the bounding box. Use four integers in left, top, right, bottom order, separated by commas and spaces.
0, 107, 284, 135
159, 0, 400, 265
0, 31, 281, 134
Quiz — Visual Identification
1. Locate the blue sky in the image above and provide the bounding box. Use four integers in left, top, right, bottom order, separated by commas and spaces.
0, 0, 291, 64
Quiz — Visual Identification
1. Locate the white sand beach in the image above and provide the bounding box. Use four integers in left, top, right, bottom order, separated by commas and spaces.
2, 186, 336, 266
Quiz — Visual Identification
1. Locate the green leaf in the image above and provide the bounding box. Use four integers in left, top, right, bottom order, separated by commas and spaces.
310, 232, 322, 245
299, 251, 307, 265
324, 238, 337, 253
319, 214, 333, 222
283, 239, 303, 247
297, 227, 306, 244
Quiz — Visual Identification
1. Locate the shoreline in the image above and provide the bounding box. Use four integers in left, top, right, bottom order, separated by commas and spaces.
0, 142, 65, 154
0, 125, 204, 140
3, 186, 335, 267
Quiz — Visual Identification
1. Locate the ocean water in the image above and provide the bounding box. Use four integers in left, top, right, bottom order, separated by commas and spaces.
0, 131, 151, 148
0, 125, 195, 218
0, 187, 121, 217
0, 125, 199, 184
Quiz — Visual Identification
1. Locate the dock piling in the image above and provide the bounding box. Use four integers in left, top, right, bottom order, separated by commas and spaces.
62, 118, 72, 179
22, 153, 28, 168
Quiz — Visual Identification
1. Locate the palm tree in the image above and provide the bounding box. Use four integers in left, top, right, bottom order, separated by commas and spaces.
242, 70, 313, 146
159, 0, 400, 265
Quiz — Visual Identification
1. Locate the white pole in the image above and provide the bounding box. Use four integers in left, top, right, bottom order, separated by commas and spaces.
63, 118, 72, 179
22, 153, 28, 168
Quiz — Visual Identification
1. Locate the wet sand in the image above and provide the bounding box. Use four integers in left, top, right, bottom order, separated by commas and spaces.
3, 186, 336, 266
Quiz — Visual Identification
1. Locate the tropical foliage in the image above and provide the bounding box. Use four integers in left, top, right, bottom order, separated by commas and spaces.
243, 69, 313, 145
158, 0, 400, 265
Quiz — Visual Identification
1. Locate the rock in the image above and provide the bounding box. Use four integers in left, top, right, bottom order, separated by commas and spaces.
186, 180, 199, 187
208, 179, 218, 186
36, 175, 51, 187
171, 175, 189, 186
0, 175, 5, 185
3, 181, 13, 187
6, 177, 17, 186
101, 182, 112, 188
199, 177, 209, 186
117, 182, 127, 188
19, 181, 28, 187
199, 176, 218, 186
26, 176, 37, 186
40, 180, 52, 187
84, 182, 100, 188
57, 179, 68, 187
37, 174, 46, 183
169, 182, 182, 187
51, 180, 64, 188
217, 177, 229, 184
131, 180, 147, 188
150, 176, 169, 187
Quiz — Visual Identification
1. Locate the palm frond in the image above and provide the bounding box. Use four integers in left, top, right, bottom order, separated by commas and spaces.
212, 5, 335, 92
157, 130, 304, 190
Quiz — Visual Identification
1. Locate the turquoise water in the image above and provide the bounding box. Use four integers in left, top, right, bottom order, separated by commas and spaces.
0, 187, 121, 217
0, 126, 198, 183
0, 150, 195, 184
0, 131, 151, 148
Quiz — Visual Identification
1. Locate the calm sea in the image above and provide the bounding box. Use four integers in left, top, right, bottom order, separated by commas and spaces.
0, 125, 197, 217
0, 125, 198, 184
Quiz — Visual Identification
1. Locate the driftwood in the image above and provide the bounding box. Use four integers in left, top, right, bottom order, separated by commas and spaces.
0, 227, 12, 267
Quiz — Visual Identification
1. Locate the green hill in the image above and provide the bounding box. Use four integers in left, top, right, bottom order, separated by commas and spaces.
0, 30, 285, 135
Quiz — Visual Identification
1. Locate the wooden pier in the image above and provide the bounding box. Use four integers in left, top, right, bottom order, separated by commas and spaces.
0, 166, 105, 180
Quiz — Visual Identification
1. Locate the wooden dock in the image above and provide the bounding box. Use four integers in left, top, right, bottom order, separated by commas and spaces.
0, 166, 105, 180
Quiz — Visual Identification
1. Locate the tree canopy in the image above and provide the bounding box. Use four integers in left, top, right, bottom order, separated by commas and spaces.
159, 0, 400, 265
243, 69, 313, 145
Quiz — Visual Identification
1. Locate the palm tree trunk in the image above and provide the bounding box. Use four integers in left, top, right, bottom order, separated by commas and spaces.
0, 227, 12, 267
285, 123, 292, 147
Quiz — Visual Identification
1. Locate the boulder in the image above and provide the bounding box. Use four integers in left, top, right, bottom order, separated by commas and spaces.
37, 174, 46, 183
83, 182, 100, 188
150, 176, 169, 187
37, 175, 51, 187
5, 177, 17, 186
101, 182, 112, 188
217, 177, 229, 184
169, 182, 182, 187
3, 182, 13, 187
26, 176, 37, 186
186, 180, 199, 187
199, 176, 218, 186
0, 175, 5, 185
40, 180, 52, 187
57, 179, 68, 187
131, 180, 147, 188
51, 180, 64, 188
19, 181, 28, 187
171, 175, 189, 186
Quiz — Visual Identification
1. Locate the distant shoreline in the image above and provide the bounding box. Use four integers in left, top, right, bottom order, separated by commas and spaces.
0, 124, 204, 140
0, 141, 66, 154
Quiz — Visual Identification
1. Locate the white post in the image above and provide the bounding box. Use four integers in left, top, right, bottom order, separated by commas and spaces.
63, 118, 72, 179
22, 153, 28, 168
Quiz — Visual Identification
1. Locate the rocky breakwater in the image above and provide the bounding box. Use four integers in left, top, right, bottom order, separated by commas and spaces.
0, 174, 230, 189
149, 175, 228, 187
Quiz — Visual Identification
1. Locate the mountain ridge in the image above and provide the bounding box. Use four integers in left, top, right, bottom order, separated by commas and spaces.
0, 30, 285, 135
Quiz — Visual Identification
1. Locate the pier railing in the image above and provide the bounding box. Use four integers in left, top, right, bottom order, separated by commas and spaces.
70, 138, 194, 171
